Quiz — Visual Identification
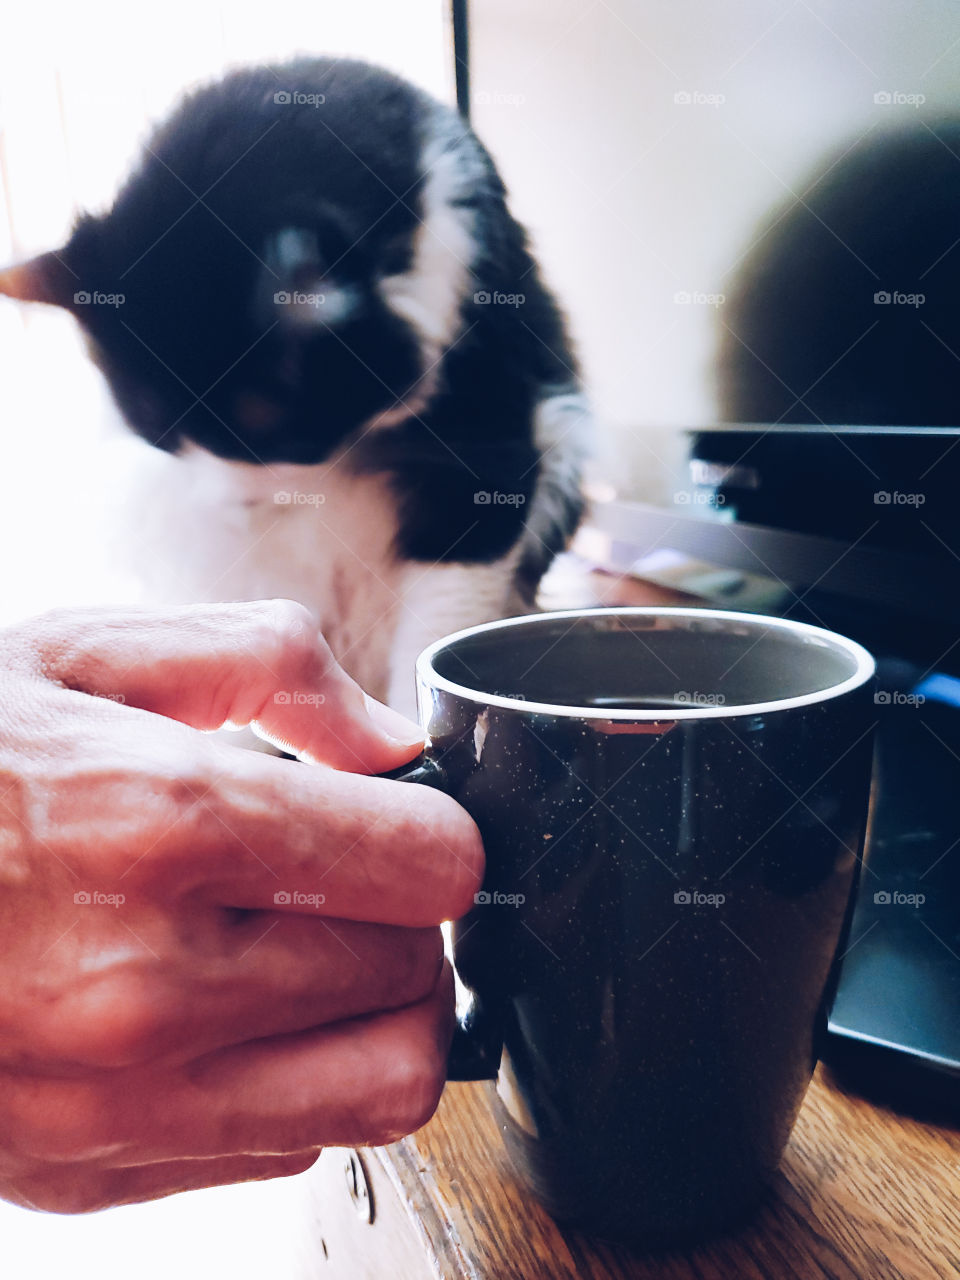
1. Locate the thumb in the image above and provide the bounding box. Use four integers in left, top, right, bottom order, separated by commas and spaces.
256, 686, 425, 774
22, 600, 425, 775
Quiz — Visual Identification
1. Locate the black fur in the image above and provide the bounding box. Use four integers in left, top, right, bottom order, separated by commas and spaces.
52, 57, 585, 575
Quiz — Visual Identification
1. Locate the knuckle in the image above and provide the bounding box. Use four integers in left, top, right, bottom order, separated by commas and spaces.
49, 1192, 103, 1215
8, 1083, 114, 1164
391, 928, 445, 1006
1, 607, 88, 678
10, 606, 141, 689
241, 600, 336, 707
254, 600, 321, 667
413, 790, 486, 921
83, 1003, 167, 1072
132, 757, 223, 874
19, 1179, 109, 1215
271, 1149, 323, 1178
161, 759, 219, 820
43, 973, 171, 1070
150, 761, 214, 814
373, 1040, 445, 1141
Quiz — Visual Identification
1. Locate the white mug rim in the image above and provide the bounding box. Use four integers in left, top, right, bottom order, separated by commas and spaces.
415, 607, 876, 722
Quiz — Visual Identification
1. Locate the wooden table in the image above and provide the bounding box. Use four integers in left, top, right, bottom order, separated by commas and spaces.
306, 1060, 960, 1280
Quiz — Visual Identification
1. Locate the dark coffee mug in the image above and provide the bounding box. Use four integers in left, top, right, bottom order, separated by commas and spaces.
386, 608, 875, 1245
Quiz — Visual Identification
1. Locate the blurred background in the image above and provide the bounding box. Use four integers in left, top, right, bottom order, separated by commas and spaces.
469, 0, 960, 492
4, 0, 960, 620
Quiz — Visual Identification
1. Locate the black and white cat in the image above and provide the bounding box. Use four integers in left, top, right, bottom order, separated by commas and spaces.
0, 57, 588, 713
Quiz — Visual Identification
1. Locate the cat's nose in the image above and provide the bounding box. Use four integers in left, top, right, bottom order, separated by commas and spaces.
272, 281, 360, 329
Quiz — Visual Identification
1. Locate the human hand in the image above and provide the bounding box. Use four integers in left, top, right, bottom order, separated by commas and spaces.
0, 601, 483, 1212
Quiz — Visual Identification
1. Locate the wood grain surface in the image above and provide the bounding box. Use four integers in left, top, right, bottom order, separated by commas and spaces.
364, 1065, 960, 1280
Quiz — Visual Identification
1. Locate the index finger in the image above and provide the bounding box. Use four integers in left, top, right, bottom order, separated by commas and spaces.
19, 599, 424, 775
128, 738, 485, 927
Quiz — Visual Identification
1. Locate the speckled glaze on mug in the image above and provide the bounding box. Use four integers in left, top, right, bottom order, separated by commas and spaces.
408, 608, 875, 1245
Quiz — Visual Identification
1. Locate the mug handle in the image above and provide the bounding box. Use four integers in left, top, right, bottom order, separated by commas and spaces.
378, 752, 502, 1082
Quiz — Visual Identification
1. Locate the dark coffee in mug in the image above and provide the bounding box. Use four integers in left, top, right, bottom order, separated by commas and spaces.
392, 608, 875, 1244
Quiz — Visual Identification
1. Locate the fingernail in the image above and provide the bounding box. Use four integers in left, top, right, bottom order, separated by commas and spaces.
363, 694, 425, 748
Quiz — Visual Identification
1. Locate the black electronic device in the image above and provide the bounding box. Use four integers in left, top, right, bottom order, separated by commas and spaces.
587, 426, 960, 1095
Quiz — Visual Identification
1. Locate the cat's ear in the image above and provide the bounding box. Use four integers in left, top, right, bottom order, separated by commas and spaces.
0, 250, 79, 309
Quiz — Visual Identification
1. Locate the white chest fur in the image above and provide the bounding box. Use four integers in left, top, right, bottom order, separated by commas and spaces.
122, 445, 522, 715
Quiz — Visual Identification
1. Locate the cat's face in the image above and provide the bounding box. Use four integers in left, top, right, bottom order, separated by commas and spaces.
56, 200, 426, 465
0, 60, 476, 465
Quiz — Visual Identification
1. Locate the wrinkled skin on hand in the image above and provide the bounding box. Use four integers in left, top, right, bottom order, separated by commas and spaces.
0, 600, 483, 1212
